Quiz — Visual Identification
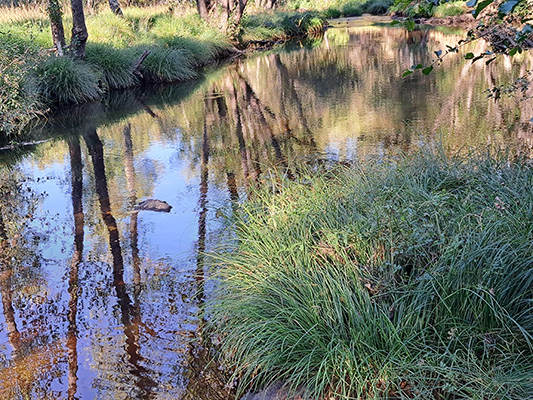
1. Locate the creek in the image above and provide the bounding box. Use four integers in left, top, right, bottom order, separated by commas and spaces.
0, 17, 532, 399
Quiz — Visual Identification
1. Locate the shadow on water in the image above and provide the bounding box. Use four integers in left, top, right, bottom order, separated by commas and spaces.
0, 22, 532, 400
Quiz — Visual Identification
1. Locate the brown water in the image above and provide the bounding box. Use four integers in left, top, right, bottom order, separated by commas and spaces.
0, 20, 532, 400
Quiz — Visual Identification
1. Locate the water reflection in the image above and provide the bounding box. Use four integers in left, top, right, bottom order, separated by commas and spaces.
67, 136, 83, 400
0, 22, 532, 399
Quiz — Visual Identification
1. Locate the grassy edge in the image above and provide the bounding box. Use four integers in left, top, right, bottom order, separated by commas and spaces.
0, 8, 328, 139
208, 149, 533, 399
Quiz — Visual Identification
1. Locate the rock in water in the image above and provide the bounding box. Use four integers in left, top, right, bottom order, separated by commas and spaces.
134, 199, 172, 213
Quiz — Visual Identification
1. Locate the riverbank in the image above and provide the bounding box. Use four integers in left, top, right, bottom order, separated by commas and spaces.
0, 5, 327, 138
210, 149, 533, 399
0, 0, 483, 139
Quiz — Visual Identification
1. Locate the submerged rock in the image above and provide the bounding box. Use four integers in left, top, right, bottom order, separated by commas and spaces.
134, 199, 172, 213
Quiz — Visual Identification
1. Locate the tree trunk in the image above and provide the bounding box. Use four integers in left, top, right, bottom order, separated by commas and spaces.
196, 0, 211, 20
266, 0, 276, 9
70, 0, 88, 59
108, 0, 124, 16
232, 0, 248, 28
0, 214, 21, 358
47, 0, 66, 56
220, 0, 247, 32
220, 0, 233, 27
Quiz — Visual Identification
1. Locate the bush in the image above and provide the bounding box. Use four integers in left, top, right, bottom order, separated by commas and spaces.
209, 150, 533, 399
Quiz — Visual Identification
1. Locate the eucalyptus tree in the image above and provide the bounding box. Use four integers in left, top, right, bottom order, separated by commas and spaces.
44, 0, 88, 59
47, 0, 66, 56
70, 0, 88, 59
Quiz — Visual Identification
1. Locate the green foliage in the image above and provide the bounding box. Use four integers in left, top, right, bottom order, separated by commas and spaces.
0, 31, 42, 136
142, 47, 198, 82
390, 0, 436, 17
85, 44, 140, 89
27, 56, 102, 104
242, 11, 327, 42
210, 150, 533, 399
46, 0, 63, 26
285, 0, 393, 17
86, 12, 137, 48
433, 1, 468, 17
399, 0, 531, 82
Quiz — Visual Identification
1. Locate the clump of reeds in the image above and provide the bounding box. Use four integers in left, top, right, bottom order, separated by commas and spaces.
209, 149, 533, 399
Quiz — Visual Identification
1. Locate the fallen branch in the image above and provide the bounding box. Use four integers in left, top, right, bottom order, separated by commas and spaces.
131, 50, 151, 79
0, 139, 52, 151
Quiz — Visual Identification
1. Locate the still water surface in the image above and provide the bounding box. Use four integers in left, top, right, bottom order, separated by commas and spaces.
1, 19, 532, 399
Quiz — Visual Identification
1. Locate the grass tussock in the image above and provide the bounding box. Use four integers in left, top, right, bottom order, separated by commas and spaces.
86, 12, 138, 48
85, 44, 139, 89
142, 47, 198, 82
27, 56, 102, 104
433, 1, 469, 18
209, 149, 533, 399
